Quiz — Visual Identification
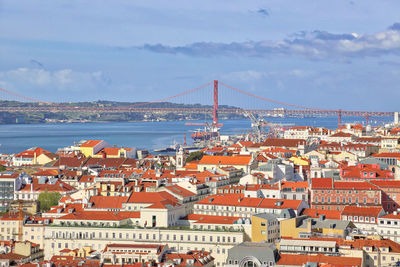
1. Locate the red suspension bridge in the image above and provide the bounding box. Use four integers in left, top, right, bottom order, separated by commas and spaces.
0, 80, 396, 127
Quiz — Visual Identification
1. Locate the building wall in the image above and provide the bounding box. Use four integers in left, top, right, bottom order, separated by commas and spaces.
0, 219, 20, 241
377, 217, 400, 243
23, 224, 45, 248
311, 188, 381, 211
44, 226, 244, 266
280, 217, 306, 238
251, 216, 280, 243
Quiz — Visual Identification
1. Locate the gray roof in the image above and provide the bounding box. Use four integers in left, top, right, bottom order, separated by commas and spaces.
253, 213, 280, 221
226, 242, 277, 264
297, 217, 354, 230
253, 209, 296, 221
323, 170, 340, 180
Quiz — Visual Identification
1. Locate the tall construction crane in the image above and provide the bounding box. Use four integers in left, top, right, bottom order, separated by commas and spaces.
243, 111, 267, 143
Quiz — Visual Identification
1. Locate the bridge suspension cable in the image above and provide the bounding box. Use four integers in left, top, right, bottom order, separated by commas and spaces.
219, 81, 331, 111
121, 82, 212, 109
0, 87, 51, 104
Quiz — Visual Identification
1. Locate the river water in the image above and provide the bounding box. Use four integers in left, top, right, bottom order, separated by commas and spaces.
0, 116, 392, 154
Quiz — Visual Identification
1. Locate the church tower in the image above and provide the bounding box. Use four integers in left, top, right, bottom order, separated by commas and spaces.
176, 146, 185, 170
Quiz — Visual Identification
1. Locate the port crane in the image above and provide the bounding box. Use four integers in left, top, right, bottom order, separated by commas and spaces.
243, 111, 268, 143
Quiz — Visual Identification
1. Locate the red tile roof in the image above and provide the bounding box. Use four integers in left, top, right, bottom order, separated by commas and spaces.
311, 178, 334, 189
83, 158, 127, 168
196, 194, 302, 210
261, 138, 306, 148
127, 191, 179, 204
89, 196, 129, 209
19, 178, 76, 192
311, 178, 380, 190
53, 156, 86, 168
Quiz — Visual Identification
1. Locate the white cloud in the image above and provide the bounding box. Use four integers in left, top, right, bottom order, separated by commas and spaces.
0, 68, 111, 101
140, 23, 400, 60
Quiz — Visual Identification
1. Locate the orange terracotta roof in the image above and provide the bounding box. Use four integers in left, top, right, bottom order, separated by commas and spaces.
79, 175, 95, 183
301, 208, 341, 220
329, 132, 355, 137
58, 211, 139, 221
196, 194, 302, 210
342, 206, 383, 217
280, 181, 309, 190
184, 162, 198, 170
186, 214, 240, 224
277, 254, 362, 266
165, 185, 196, 198
371, 180, 400, 188
199, 155, 252, 166
261, 138, 306, 147
311, 178, 380, 190
371, 152, 400, 158
127, 191, 178, 204
81, 140, 103, 148
14, 147, 50, 158
32, 169, 59, 176
381, 213, 400, 219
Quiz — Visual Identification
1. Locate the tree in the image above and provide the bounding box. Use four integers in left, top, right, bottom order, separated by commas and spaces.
186, 151, 204, 162
38, 190, 62, 212
0, 165, 6, 172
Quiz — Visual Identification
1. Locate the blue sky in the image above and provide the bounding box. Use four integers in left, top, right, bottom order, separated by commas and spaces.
0, 0, 400, 110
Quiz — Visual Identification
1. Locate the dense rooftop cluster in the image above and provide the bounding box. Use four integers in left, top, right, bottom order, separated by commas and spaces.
1, 121, 400, 266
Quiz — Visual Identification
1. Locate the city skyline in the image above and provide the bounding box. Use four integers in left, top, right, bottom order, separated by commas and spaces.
1, 0, 400, 110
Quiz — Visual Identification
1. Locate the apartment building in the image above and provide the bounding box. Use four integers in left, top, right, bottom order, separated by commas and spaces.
341, 206, 384, 235
311, 178, 382, 211
0, 172, 24, 212
377, 212, 400, 243
194, 194, 307, 217
44, 225, 244, 266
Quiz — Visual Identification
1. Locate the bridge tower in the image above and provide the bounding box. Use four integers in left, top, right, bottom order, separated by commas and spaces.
213, 80, 218, 127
